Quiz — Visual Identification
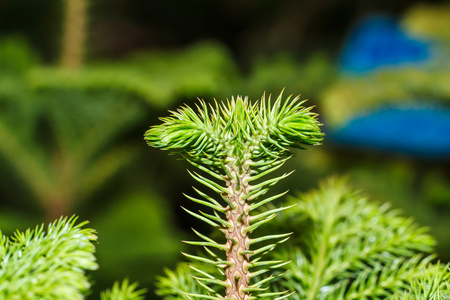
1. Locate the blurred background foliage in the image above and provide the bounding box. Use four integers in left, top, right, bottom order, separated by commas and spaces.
0, 0, 449, 299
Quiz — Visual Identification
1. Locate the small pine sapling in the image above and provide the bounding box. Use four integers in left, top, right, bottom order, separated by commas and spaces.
145, 91, 323, 299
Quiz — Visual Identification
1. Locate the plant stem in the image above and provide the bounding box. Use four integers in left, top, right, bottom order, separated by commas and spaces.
46, 195, 70, 221
61, 0, 87, 70
307, 190, 339, 300
224, 157, 252, 299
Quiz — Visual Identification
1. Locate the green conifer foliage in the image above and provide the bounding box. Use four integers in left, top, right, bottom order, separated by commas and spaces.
275, 177, 446, 299
145, 91, 323, 299
149, 92, 449, 299
29, 42, 239, 108
0, 216, 146, 299
0, 216, 97, 299
100, 279, 147, 300
0, 88, 144, 219
156, 178, 450, 300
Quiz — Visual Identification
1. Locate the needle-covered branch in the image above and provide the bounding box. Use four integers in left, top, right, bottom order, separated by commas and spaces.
0, 216, 147, 299
146, 91, 323, 299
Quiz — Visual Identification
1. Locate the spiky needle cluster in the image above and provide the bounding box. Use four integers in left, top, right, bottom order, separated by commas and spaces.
145, 91, 323, 299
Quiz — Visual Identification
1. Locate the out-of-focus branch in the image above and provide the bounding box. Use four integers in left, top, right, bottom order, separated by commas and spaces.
61, 0, 87, 70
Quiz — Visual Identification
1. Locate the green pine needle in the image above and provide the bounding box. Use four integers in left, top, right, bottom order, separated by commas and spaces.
145, 91, 323, 165
156, 177, 449, 300
275, 177, 442, 300
100, 279, 147, 300
0, 216, 97, 299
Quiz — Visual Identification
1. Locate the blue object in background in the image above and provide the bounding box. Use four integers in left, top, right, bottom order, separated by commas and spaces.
329, 105, 450, 158
340, 15, 431, 74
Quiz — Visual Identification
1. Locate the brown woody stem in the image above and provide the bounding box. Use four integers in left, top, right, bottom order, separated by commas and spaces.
224, 157, 252, 300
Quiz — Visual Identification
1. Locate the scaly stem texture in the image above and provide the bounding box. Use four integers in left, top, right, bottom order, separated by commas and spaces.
224, 157, 252, 299
145, 91, 323, 299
